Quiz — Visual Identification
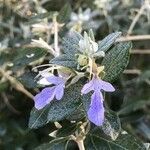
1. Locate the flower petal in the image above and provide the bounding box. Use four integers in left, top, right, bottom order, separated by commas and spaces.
55, 85, 64, 100
71, 12, 78, 21
81, 80, 94, 94
90, 40, 98, 52
92, 77, 102, 90
34, 87, 55, 110
46, 76, 65, 85
79, 39, 86, 52
99, 80, 115, 92
41, 72, 53, 78
87, 92, 104, 126
93, 50, 105, 57
37, 78, 51, 85
46, 87, 56, 104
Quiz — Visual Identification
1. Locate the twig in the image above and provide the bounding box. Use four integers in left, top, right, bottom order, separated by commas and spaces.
117, 35, 150, 42
1, 92, 20, 114
0, 68, 34, 100
71, 135, 85, 150
53, 14, 60, 56
123, 69, 141, 75
131, 49, 150, 54
127, 4, 145, 35
76, 140, 85, 150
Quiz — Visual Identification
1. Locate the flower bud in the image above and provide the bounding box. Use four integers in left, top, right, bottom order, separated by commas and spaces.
77, 54, 88, 66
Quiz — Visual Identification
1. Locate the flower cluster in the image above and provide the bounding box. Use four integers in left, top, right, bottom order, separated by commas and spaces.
78, 32, 105, 57
34, 32, 115, 126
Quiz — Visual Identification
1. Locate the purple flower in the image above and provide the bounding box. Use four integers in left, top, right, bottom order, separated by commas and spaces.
81, 75, 115, 126
34, 75, 66, 110
88, 91, 104, 126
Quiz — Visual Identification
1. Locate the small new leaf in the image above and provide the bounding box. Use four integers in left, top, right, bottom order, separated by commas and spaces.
97, 32, 122, 52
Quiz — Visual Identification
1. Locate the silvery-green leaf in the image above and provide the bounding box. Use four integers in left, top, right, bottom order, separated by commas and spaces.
85, 129, 146, 150
100, 111, 121, 140
50, 54, 77, 68
102, 42, 132, 82
63, 31, 83, 56
97, 32, 122, 52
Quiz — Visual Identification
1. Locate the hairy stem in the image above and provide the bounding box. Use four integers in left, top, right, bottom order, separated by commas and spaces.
76, 140, 85, 150
53, 14, 60, 56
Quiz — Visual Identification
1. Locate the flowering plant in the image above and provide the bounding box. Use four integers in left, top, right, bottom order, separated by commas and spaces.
0, 1, 150, 149
33, 31, 117, 126
27, 26, 146, 149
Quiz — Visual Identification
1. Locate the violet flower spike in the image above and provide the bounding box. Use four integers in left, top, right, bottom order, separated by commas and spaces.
34, 75, 66, 110
81, 75, 115, 126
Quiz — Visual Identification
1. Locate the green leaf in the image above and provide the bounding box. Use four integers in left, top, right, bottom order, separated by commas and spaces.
13, 47, 47, 70
28, 106, 50, 129
29, 83, 82, 129
85, 129, 146, 150
136, 121, 150, 140
30, 12, 56, 20
97, 32, 122, 52
138, 70, 150, 82
60, 31, 91, 69
34, 137, 72, 150
118, 100, 150, 115
0, 81, 9, 92
57, 3, 72, 23
50, 54, 77, 68
66, 105, 85, 121
0, 123, 7, 136
100, 111, 121, 140
26, 12, 56, 25
56, 121, 77, 137
102, 42, 132, 82
0, 49, 16, 65
62, 31, 83, 56
18, 72, 37, 88
47, 83, 82, 122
